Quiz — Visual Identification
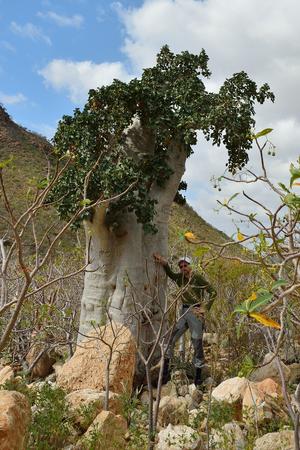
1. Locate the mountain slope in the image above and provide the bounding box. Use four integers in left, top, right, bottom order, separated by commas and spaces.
0, 106, 232, 251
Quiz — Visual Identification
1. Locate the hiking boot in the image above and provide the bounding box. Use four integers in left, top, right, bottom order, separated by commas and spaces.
162, 358, 171, 384
194, 367, 202, 387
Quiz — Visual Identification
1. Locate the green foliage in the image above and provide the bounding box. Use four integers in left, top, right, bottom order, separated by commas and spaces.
79, 424, 102, 450
237, 354, 255, 377
0, 155, 14, 169
234, 291, 273, 315
289, 160, 300, 187
1, 376, 35, 402
51, 46, 274, 231
252, 127, 273, 139
74, 401, 100, 431
190, 399, 235, 430
119, 389, 148, 449
27, 383, 73, 450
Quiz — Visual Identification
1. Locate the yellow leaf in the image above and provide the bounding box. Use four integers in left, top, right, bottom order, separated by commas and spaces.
248, 292, 257, 301
249, 313, 281, 329
237, 231, 245, 241
184, 231, 198, 243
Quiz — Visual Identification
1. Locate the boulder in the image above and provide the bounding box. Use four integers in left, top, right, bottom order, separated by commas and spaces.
279, 342, 300, 363
288, 363, 300, 384
26, 341, 55, 379
243, 378, 285, 423
203, 333, 218, 345
152, 381, 175, 400
157, 396, 189, 427
0, 366, 14, 386
0, 390, 31, 450
66, 389, 121, 430
156, 424, 202, 450
212, 377, 248, 420
253, 430, 295, 450
171, 370, 190, 396
210, 422, 245, 450
250, 353, 290, 384
189, 384, 203, 408
57, 322, 135, 394
79, 410, 127, 450
212, 377, 248, 404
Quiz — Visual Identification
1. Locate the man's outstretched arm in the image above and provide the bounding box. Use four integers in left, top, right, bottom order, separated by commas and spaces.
153, 253, 178, 281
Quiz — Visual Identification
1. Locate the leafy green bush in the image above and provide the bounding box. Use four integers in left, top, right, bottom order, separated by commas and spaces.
27, 383, 73, 450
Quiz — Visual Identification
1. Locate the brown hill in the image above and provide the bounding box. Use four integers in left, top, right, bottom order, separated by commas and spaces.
0, 106, 231, 253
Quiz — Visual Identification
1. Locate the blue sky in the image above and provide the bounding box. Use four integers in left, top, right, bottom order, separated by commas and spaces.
1, 0, 300, 235
0, 0, 143, 136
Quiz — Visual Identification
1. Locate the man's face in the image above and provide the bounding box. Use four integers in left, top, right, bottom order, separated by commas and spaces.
178, 261, 191, 276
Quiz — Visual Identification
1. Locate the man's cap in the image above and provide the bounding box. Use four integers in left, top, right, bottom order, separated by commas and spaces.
178, 256, 192, 265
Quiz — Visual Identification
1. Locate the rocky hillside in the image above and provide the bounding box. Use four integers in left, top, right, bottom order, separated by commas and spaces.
0, 105, 230, 250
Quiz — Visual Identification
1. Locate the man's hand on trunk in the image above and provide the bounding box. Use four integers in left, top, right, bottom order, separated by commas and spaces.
153, 253, 167, 266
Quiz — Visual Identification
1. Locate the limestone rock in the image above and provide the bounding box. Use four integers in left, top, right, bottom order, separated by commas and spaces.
152, 381, 175, 400
250, 353, 290, 384
279, 343, 300, 363
212, 377, 248, 404
0, 366, 14, 386
57, 322, 135, 394
79, 410, 127, 450
288, 363, 300, 384
212, 377, 249, 421
203, 332, 218, 345
157, 395, 189, 427
53, 361, 64, 377
0, 390, 31, 450
66, 389, 121, 430
188, 384, 203, 408
243, 378, 282, 423
26, 342, 55, 379
253, 430, 295, 450
156, 424, 202, 450
210, 422, 245, 450
140, 389, 150, 405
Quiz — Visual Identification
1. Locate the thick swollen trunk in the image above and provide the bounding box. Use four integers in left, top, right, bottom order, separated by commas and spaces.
78, 121, 186, 359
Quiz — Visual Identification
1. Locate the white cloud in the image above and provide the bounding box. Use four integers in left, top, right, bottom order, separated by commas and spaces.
37, 11, 84, 28
0, 40, 16, 52
0, 92, 27, 105
10, 21, 51, 45
25, 121, 56, 140
38, 0, 300, 235
39, 59, 132, 103
115, 0, 300, 235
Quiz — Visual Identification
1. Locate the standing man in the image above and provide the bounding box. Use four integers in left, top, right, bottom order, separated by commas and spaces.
153, 253, 216, 386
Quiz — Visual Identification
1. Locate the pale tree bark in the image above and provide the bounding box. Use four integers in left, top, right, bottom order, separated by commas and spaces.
78, 120, 187, 364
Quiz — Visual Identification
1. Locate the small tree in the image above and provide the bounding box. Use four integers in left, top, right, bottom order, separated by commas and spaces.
0, 151, 133, 354
185, 130, 300, 447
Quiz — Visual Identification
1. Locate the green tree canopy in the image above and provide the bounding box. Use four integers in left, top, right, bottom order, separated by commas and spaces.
51, 46, 274, 231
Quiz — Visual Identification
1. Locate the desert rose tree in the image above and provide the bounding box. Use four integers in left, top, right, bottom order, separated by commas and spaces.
51, 46, 274, 349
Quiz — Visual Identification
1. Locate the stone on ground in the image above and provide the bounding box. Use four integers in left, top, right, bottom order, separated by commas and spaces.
57, 322, 135, 394
66, 388, 121, 430
212, 376, 249, 420
26, 338, 55, 379
157, 395, 189, 427
79, 410, 127, 450
249, 352, 290, 384
242, 378, 282, 423
210, 422, 245, 450
253, 430, 295, 450
156, 424, 202, 450
212, 377, 248, 404
0, 366, 14, 386
0, 390, 31, 450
